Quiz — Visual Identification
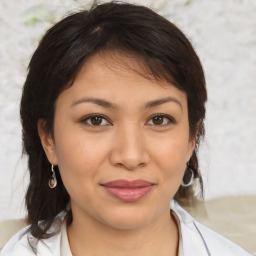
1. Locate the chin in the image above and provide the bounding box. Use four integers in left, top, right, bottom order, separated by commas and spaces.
104, 216, 151, 230
98, 205, 157, 230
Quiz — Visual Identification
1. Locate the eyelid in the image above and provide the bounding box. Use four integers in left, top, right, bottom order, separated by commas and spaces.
80, 114, 112, 126
146, 114, 176, 126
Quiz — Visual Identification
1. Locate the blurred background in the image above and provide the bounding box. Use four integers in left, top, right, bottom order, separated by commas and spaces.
0, 0, 256, 221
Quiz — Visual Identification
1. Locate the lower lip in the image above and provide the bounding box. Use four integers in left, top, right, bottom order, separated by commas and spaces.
103, 186, 154, 202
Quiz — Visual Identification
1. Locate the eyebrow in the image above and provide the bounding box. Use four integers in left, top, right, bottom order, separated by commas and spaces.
143, 97, 182, 110
71, 97, 182, 110
71, 97, 118, 109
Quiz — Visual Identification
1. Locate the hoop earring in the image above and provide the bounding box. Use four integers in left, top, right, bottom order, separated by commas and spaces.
49, 164, 57, 189
181, 163, 194, 187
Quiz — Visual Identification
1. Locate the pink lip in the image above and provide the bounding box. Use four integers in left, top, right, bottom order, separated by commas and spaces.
101, 179, 155, 202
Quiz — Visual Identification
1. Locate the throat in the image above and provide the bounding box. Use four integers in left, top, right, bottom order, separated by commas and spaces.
66, 213, 179, 256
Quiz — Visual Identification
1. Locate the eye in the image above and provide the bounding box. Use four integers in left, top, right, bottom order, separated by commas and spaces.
147, 114, 175, 126
81, 114, 111, 126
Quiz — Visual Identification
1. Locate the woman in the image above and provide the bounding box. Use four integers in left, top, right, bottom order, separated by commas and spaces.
1, 2, 252, 256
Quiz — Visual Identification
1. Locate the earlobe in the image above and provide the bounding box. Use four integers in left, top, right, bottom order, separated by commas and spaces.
37, 119, 58, 165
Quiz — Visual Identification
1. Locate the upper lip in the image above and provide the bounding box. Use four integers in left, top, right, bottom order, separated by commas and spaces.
101, 179, 154, 188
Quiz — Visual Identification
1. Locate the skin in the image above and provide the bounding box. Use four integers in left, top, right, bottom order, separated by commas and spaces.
38, 53, 196, 256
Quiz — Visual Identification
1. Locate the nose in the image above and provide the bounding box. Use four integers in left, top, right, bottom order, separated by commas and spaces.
109, 124, 150, 170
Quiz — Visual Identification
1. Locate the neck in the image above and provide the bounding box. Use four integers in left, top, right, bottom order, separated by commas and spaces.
67, 207, 179, 256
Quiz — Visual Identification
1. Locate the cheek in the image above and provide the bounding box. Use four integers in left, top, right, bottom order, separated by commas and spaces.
54, 125, 108, 167
150, 135, 189, 186
53, 129, 110, 195
152, 135, 189, 166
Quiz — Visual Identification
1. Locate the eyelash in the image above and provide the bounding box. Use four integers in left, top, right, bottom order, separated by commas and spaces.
148, 114, 175, 126
80, 114, 111, 126
80, 114, 175, 127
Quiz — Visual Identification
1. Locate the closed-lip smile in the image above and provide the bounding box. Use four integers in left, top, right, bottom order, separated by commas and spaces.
101, 179, 155, 202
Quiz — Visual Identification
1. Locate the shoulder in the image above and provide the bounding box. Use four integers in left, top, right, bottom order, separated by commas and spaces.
0, 218, 27, 251
0, 212, 66, 256
171, 201, 253, 256
0, 225, 34, 256
193, 219, 253, 256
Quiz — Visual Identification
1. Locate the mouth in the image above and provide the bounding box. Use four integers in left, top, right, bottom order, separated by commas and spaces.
101, 179, 155, 202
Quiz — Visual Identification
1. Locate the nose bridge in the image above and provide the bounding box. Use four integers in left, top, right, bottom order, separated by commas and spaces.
121, 122, 142, 152
110, 121, 149, 169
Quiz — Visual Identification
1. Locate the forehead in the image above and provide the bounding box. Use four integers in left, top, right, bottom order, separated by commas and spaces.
57, 52, 187, 109
79, 51, 158, 83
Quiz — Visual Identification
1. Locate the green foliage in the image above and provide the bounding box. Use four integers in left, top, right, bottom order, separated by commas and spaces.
185, 0, 192, 6
23, 4, 56, 26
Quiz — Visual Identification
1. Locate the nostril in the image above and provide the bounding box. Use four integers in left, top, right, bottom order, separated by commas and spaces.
109, 131, 150, 169
109, 149, 149, 170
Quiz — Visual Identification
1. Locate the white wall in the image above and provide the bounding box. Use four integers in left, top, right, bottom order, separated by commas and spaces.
0, 0, 256, 221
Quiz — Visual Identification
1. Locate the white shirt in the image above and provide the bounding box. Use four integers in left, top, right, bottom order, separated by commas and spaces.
60, 221, 73, 256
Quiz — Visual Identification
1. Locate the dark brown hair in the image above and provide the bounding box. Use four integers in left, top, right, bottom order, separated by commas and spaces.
20, 1, 207, 241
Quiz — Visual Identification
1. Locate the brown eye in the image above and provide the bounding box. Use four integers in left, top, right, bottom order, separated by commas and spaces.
147, 114, 174, 126
90, 116, 103, 125
81, 114, 110, 126
152, 116, 164, 125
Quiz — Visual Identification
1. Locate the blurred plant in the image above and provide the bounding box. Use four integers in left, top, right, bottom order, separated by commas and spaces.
23, 4, 56, 26
185, 0, 192, 6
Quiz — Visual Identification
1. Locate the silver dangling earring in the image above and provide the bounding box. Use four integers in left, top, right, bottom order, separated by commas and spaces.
49, 164, 57, 189
181, 162, 194, 187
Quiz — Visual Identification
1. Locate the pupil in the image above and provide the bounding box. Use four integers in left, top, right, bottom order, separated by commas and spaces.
91, 116, 102, 125
153, 116, 163, 125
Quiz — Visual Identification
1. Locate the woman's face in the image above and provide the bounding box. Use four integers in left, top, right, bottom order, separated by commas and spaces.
39, 53, 195, 229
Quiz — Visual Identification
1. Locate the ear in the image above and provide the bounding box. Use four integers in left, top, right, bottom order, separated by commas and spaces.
187, 124, 199, 162
37, 119, 58, 165
187, 138, 196, 162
